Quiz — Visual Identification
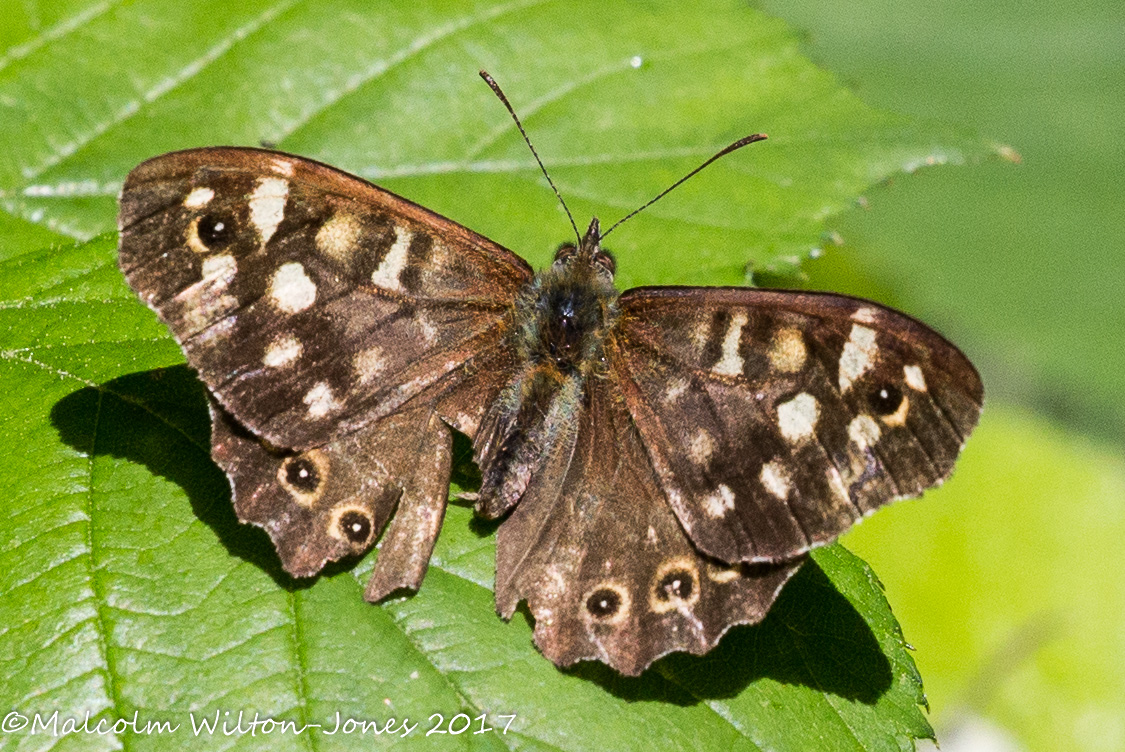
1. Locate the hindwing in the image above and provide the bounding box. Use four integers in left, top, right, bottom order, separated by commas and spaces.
494, 370, 800, 675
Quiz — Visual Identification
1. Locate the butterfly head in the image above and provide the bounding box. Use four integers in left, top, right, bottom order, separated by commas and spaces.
515, 219, 619, 373
553, 218, 616, 281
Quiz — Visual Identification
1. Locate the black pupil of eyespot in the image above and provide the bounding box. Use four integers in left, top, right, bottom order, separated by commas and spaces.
285, 457, 319, 492
197, 213, 233, 248
658, 570, 694, 601
869, 383, 903, 415
338, 511, 371, 544
586, 589, 621, 617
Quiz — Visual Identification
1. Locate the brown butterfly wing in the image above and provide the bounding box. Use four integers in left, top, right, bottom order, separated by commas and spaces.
207, 343, 517, 599
494, 368, 801, 676
613, 287, 983, 564
119, 148, 530, 591
208, 398, 445, 595
119, 147, 531, 449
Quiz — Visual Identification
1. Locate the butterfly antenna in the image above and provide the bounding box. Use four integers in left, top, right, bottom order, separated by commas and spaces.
600, 133, 768, 240
480, 70, 581, 245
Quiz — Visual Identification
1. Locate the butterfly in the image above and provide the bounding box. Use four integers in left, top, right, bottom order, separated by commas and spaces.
117, 76, 982, 676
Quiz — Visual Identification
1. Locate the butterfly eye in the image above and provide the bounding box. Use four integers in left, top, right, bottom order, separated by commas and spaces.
553, 242, 578, 265
867, 383, 904, 416
593, 248, 616, 277
196, 212, 237, 249
336, 509, 373, 545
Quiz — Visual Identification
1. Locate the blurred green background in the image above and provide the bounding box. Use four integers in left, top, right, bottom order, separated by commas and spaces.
755, 1, 1125, 750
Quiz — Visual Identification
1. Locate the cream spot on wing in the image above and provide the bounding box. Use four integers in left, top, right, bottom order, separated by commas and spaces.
852, 306, 878, 324
429, 237, 451, 266
904, 364, 928, 392
178, 254, 237, 331
269, 262, 317, 313
316, 213, 362, 262
271, 157, 295, 177
393, 373, 432, 401
353, 346, 386, 383
370, 226, 412, 291
184, 186, 214, 208
451, 412, 478, 435
708, 566, 741, 584
712, 311, 748, 376
839, 324, 878, 392
646, 526, 659, 546
201, 253, 236, 285
769, 327, 807, 373
827, 465, 850, 504
759, 460, 791, 500
263, 333, 302, 368
848, 414, 882, 448
417, 314, 438, 345
690, 318, 711, 350
777, 392, 819, 442
540, 564, 568, 610
664, 377, 690, 404
249, 177, 288, 245
304, 381, 339, 417
702, 484, 736, 518
688, 428, 715, 465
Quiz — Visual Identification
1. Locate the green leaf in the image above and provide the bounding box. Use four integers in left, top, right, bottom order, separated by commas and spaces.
0, 1, 994, 749
0, 210, 930, 752
843, 405, 1125, 752
0, 0, 988, 280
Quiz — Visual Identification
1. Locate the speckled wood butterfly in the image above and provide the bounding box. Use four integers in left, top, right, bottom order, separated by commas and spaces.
118, 75, 982, 676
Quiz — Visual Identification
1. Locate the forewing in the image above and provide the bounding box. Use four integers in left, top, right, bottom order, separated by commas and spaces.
494, 374, 801, 676
614, 287, 983, 564
118, 147, 532, 449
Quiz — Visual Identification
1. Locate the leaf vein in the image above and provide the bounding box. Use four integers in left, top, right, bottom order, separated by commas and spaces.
0, 0, 127, 76
21, 0, 303, 184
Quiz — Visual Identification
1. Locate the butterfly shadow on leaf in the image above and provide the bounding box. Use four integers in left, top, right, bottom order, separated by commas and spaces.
50, 365, 317, 591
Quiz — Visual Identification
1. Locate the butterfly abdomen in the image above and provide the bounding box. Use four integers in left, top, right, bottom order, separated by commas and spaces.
475, 364, 584, 517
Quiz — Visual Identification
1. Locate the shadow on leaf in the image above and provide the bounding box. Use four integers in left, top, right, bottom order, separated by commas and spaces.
50, 365, 303, 591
